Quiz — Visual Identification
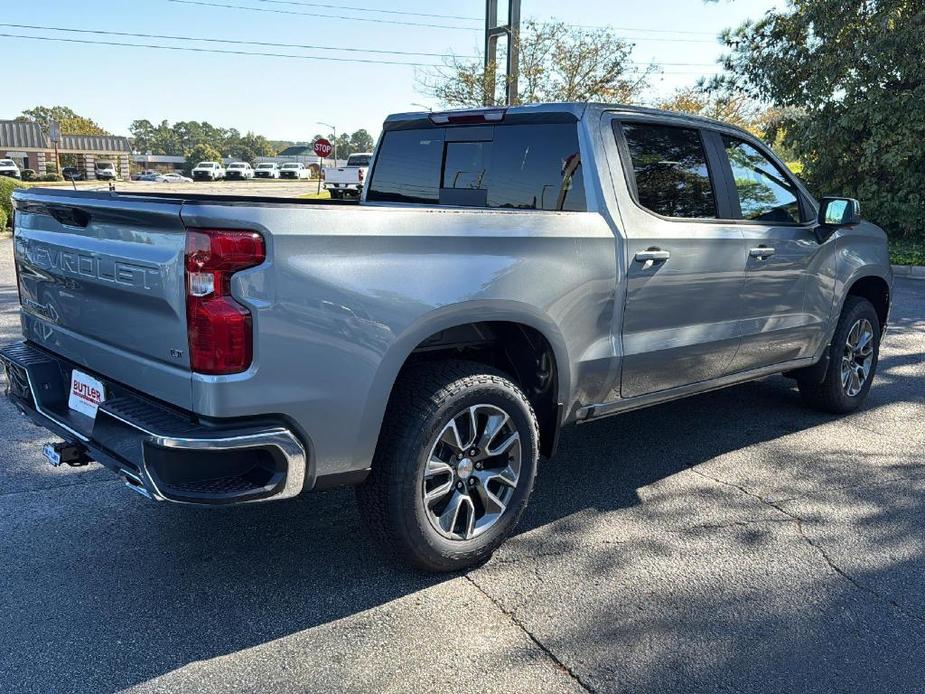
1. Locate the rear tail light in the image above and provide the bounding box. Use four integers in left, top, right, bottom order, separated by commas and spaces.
358, 167, 365, 182
185, 229, 265, 375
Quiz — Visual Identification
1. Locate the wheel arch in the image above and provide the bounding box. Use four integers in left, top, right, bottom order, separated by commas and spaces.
844, 274, 891, 331
355, 301, 572, 469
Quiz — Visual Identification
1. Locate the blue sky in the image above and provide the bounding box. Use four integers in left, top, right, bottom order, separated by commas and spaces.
1, 0, 779, 141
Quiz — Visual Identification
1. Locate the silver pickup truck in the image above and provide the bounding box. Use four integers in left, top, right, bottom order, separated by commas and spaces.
3, 103, 892, 571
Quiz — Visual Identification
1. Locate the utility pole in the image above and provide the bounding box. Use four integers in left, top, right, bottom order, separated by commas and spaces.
484, 0, 521, 107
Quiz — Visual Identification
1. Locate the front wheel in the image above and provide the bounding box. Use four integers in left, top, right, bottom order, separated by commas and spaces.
357, 361, 539, 572
798, 296, 881, 413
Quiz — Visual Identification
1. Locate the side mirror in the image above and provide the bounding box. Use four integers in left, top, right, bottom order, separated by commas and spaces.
815, 196, 861, 243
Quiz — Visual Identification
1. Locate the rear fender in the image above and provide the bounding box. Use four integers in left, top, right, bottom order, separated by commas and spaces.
352, 300, 571, 471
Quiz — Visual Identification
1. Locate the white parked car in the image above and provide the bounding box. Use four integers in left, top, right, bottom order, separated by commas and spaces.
254, 162, 280, 179
225, 162, 254, 180
0, 159, 21, 179
278, 162, 311, 180
153, 173, 193, 183
191, 161, 226, 181
324, 152, 372, 199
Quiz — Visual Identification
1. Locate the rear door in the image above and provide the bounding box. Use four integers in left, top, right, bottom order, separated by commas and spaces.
715, 135, 829, 371
610, 117, 748, 398
12, 189, 193, 408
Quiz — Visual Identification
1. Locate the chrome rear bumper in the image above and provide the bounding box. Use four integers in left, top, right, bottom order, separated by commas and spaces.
1, 341, 307, 505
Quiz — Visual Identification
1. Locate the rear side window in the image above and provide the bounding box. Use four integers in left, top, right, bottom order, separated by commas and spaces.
620, 123, 717, 219
723, 136, 803, 223
367, 123, 586, 211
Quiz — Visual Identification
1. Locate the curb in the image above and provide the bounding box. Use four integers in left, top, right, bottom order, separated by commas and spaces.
892, 264, 925, 280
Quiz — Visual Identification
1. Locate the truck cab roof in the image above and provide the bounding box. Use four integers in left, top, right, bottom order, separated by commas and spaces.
385, 102, 756, 139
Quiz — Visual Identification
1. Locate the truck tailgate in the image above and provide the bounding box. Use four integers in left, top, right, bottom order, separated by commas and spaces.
12, 189, 193, 409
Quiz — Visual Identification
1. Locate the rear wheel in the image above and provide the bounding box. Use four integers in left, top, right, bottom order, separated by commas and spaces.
356, 361, 539, 572
798, 296, 881, 413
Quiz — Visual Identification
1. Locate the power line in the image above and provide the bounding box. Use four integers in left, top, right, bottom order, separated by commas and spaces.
246, 0, 481, 22
0, 23, 479, 58
0, 33, 437, 65
0, 32, 723, 75
164, 0, 478, 30
161, 1, 727, 43
566, 23, 717, 36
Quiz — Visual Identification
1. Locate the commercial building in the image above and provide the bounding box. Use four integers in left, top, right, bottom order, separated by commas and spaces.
0, 120, 131, 179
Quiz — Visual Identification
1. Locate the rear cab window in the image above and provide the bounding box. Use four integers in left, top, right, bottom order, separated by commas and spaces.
618, 122, 717, 219
367, 121, 586, 211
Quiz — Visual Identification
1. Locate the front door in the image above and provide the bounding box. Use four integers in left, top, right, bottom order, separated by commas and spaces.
611, 119, 748, 398
717, 135, 829, 371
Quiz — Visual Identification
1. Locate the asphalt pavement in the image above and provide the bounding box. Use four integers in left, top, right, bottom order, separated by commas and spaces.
1, 234, 923, 693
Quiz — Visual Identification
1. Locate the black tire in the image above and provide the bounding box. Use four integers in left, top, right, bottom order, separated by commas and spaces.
798, 296, 881, 413
356, 361, 539, 572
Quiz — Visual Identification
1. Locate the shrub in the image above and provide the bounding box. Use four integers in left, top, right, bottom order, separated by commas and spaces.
21, 169, 37, 181
0, 206, 7, 232
37, 173, 64, 182
0, 176, 26, 223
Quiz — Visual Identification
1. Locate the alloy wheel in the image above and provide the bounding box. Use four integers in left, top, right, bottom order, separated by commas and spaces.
422, 404, 522, 541
841, 318, 875, 397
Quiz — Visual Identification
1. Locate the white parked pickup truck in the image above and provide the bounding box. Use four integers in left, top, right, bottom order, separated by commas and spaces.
254, 162, 280, 179
323, 153, 371, 199
191, 161, 226, 181
225, 162, 254, 180
278, 162, 311, 180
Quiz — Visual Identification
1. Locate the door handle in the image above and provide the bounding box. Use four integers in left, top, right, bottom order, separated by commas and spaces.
634, 249, 671, 263
749, 246, 775, 259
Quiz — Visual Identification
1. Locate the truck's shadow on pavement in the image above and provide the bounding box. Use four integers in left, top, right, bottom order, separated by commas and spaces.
4, 281, 924, 693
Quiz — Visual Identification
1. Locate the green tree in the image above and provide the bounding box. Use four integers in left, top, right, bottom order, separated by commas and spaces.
657, 86, 763, 134
713, 0, 925, 238
185, 143, 223, 174
418, 20, 655, 107
17, 106, 110, 136
349, 129, 375, 154
230, 132, 275, 160
130, 119, 182, 155
333, 133, 352, 160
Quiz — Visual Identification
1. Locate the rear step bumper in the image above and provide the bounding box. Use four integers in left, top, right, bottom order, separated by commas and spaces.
1, 341, 307, 505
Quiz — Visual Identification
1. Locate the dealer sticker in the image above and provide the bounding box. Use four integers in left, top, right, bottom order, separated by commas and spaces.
68, 370, 106, 419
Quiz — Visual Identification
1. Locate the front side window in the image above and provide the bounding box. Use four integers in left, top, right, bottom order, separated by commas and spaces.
723, 136, 802, 223
620, 123, 716, 219
367, 123, 586, 211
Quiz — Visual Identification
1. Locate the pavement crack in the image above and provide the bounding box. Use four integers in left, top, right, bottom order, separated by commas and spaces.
689, 467, 925, 625
464, 573, 596, 693
665, 517, 795, 534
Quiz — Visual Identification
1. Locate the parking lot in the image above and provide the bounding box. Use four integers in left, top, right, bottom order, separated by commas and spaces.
1, 234, 923, 693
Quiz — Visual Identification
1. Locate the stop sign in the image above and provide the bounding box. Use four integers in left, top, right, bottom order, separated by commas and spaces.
313, 138, 333, 158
